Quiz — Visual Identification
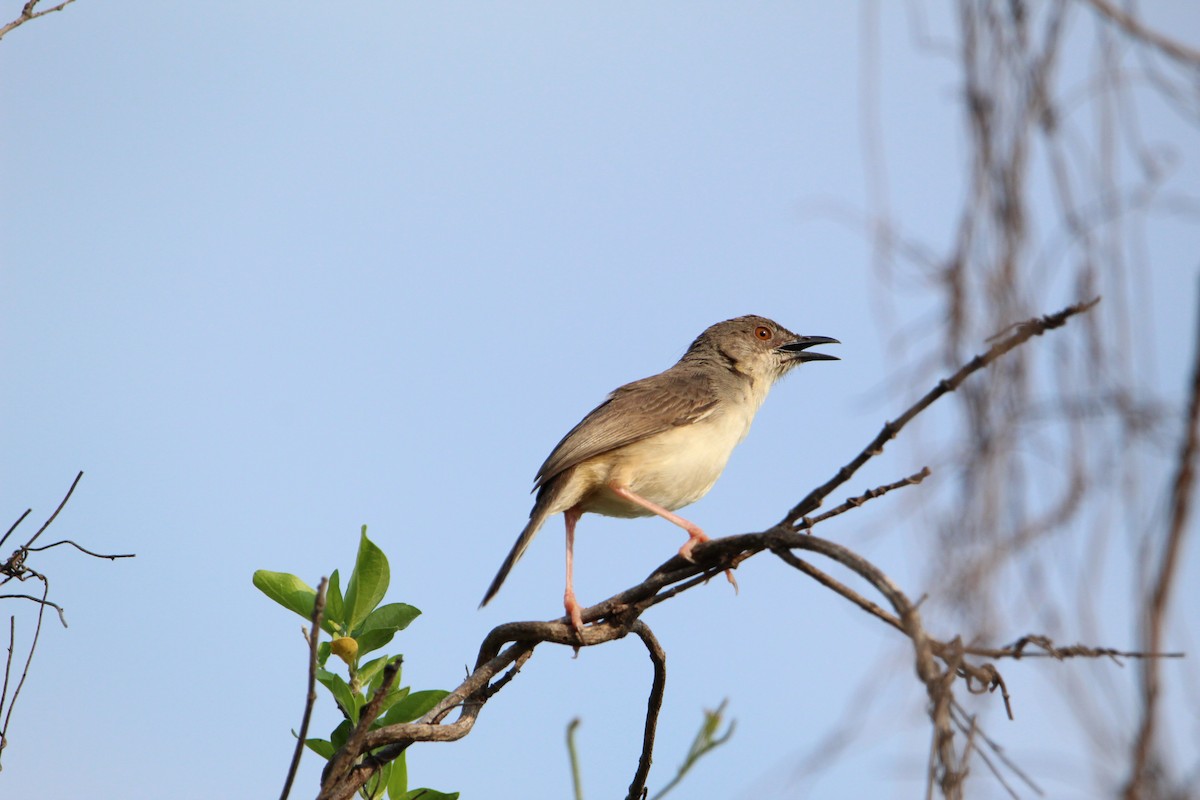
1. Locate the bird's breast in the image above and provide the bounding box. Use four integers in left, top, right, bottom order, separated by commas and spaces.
579, 404, 755, 517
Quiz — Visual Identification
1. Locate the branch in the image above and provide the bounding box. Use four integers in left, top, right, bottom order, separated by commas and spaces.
1080, 0, 1200, 67
626, 621, 666, 800
280, 577, 327, 800
0, 0, 76, 41
797, 466, 931, 531
1122, 277, 1200, 798
781, 298, 1100, 526
24, 540, 135, 560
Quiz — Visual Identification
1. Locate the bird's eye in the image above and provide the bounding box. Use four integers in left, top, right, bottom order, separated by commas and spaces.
754, 326, 772, 340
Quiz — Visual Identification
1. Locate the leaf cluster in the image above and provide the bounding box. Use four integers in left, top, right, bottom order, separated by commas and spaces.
254, 528, 456, 800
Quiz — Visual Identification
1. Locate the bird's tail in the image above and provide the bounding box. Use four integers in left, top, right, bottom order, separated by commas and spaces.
480, 492, 557, 608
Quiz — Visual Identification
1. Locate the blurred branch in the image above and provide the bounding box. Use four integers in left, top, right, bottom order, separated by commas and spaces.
1122, 278, 1200, 799
1080, 0, 1200, 67
649, 699, 735, 800
566, 718, 584, 800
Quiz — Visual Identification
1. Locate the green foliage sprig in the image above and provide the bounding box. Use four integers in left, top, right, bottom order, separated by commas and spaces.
255, 527, 457, 800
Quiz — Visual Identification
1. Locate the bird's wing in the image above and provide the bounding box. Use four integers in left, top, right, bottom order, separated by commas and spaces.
534, 370, 718, 488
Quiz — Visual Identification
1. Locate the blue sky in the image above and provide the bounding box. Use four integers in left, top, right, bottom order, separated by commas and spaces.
3, 3, 1198, 799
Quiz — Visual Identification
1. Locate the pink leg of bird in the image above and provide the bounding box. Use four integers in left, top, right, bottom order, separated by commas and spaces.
563, 506, 585, 633
608, 484, 738, 592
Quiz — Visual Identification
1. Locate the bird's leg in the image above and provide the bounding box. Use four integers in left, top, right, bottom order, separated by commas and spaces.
607, 483, 738, 592
563, 506, 585, 634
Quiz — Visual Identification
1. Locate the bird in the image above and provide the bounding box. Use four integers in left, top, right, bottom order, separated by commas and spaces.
480, 315, 839, 632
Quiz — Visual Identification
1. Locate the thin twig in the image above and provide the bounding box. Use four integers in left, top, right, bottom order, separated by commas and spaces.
0, 595, 66, 627
0, 618, 14, 753
0, 511, 31, 552
798, 467, 932, 530
24, 540, 136, 560
25, 471, 83, 550
279, 577, 327, 800
950, 699, 1043, 797
0, 578, 50, 755
0, 0, 76, 41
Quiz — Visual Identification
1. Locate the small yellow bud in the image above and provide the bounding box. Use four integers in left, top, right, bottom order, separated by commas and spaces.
330, 636, 358, 665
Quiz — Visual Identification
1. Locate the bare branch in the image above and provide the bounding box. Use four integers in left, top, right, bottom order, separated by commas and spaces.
1122, 277, 1200, 798
24, 540, 135, 560
279, 577, 327, 800
0, 511, 31, 552
0, 578, 50, 759
798, 467, 932, 531
0, 0, 76, 41
0, 595, 66, 627
626, 621, 666, 800
23, 471, 83, 550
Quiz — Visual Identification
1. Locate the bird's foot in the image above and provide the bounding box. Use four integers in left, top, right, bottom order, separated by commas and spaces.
564, 591, 585, 635
677, 527, 710, 562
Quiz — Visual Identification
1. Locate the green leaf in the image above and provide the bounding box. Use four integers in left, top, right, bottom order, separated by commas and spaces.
317, 641, 331, 668
397, 790, 459, 800
326, 569, 345, 631
342, 527, 390, 632
378, 689, 449, 726
357, 654, 391, 691
376, 686, 410, 719
329, 719, 352, 752
253, 570, 317, 620
356, 603, 421, 654
386, 750, 408, 798
316, 668, 359, 723
304, 738, 335, 759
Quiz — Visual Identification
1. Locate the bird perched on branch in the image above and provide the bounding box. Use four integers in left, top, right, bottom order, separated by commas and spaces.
480, 315, 839, 633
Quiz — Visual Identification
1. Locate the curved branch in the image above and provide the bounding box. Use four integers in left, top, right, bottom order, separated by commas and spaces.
626, 621, 666, 800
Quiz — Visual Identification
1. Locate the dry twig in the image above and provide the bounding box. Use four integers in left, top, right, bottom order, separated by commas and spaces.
0, 0, 76, 41
280, 577, 328, 800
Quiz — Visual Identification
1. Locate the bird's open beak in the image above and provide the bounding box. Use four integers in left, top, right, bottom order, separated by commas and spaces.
779, 335, 840, 362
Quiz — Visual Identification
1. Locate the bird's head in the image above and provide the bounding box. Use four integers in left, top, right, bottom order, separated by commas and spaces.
685, 315, 840, 383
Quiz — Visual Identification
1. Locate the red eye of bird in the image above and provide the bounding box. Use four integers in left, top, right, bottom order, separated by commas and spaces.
754, 326, 772, 340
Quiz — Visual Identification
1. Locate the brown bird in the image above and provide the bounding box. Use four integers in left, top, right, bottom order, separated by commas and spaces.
480, 315, 839, 632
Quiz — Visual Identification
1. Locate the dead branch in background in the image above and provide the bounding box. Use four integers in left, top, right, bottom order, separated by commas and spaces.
307, 300, 1180, 800
857, 2, 1199, 795
1123, 280, 1200, 798
0, 472, 134, 765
